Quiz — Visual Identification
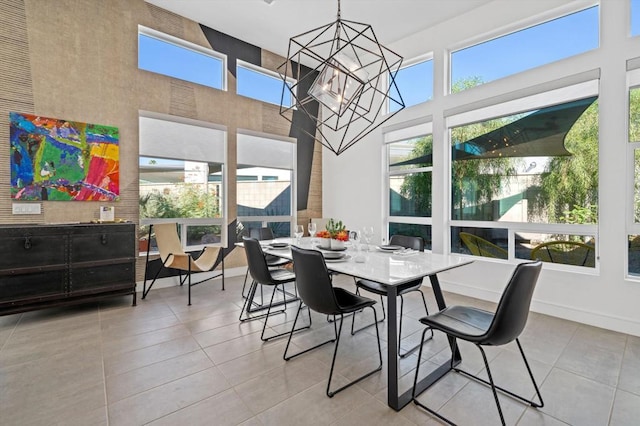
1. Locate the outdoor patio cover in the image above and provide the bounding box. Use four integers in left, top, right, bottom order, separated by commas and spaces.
391, 95, 597, 167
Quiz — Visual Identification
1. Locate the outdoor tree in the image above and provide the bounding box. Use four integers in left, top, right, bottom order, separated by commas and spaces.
399, 77, 517, 221
538, 100, 598, 223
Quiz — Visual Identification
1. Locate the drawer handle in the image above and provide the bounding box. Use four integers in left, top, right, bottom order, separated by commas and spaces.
101, 234, 108, 245
24, 237, 31, 250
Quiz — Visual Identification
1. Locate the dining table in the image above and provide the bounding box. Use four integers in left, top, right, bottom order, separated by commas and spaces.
247, 236, 473, 411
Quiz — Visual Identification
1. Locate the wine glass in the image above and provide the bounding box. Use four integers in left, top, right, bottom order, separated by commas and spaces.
308, 222, 317, 246
294, 225, 304, 244
361, 226, 374, 251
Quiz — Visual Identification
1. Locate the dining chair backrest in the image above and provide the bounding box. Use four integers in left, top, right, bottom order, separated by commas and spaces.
249, 227, 275, 241
484, 261, 542, 346
153, 223, 184, 261
390, 235, 424, 252
243, 237, 276, 285
290, 246, 341, 315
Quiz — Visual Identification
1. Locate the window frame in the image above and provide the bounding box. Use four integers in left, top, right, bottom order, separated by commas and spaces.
446, 81, 600, 272
138, 112, 228, 254
236, 130, 297, 238
138, 25, 227, 91
386, 54, 434, 114
236, 60, 296, 107
626, 67, 640, 279
383, 122, 434, 247
448, 5, 599, 94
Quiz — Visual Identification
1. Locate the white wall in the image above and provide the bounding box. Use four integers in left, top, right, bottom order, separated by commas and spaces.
324, 0, 640, 336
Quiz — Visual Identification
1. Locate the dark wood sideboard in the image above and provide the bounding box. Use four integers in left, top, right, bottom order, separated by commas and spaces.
0, 223, 137, 315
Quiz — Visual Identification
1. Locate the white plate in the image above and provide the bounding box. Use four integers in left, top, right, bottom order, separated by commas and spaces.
323, 252, 346, 260
324, 254, 351, 263
377, 245, 403, 252
268, 243, 289, 249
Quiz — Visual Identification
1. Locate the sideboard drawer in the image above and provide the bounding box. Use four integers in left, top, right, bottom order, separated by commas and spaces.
0, 234, 66, 270
0, 270, 67, 305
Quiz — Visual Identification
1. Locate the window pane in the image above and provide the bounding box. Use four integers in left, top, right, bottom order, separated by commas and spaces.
389, 60, 433, 113
629, 235, 640, 275
390, 173, 432, 217
451, 7, 598, 93
524, 234, 595, 267
138, 34, 223, 89
139, 157, 223, 219
237, 65, 292, 107
389, 136, 432, 172
452, 227, 508, 259
237, 167, 292, 217
633, 0, 640, 36
630, 87, 640, 142
389, 223, 432, 250
186, 225, 222, 246
451, 97, 598, 224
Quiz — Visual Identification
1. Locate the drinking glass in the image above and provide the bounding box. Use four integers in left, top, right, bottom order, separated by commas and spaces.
361, 226, 374, 251
308, 222, 317, 247
294, 225, 304, 244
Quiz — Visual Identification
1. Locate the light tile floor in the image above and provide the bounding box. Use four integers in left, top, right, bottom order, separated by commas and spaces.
1, 273, 639, 425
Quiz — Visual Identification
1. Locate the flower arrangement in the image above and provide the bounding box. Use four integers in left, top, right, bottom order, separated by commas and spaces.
316, 229, 331, 239
315, 218, 348, 249
325, 218, 347, 240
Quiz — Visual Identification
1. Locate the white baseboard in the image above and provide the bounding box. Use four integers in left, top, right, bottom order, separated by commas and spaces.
436, 279, 640, 338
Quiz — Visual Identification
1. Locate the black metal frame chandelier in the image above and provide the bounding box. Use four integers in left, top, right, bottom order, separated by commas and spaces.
278, 0, 405, 156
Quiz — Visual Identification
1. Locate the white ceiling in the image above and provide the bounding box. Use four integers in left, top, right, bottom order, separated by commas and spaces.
144, 0, 493, 58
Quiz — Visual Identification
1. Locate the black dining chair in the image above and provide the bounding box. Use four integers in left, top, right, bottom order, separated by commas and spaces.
240, 237, 310, 341
284, 246, 383, 397
241, 227, 290, 299
412, 260, 544, 426
351, 234, 433, 357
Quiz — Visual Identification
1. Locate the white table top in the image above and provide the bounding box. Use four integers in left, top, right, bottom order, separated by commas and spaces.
256, 237, 473, 287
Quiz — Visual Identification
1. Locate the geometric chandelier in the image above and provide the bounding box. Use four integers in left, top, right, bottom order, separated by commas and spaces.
278, 0, 405, 155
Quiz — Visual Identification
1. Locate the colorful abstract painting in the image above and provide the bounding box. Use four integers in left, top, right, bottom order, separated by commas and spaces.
10, 112, 120, 201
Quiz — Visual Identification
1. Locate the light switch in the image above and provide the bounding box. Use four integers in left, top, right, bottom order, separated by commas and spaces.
12, 203, 42, 215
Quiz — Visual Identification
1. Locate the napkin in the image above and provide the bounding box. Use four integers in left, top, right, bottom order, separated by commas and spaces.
393, 248, 420, 256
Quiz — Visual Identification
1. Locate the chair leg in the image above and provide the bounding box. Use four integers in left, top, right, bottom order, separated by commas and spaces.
261, 284, 311, 342
241, 268, 250, 298
452, 340, 544, 409
399, 291, 434, 358
239, 281, 286, 322
412, 327, 456, 426
351, 292, 385, 335
327, 306, 383, 397
187, 262, 192, 306
284, 302, 334, 361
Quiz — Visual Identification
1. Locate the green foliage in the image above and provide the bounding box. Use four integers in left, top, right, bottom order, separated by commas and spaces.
398, 136, 433, 215
560, 204, 598, 224
325, 218, 346, 237
539, 101, 598, 222
139, 184, 220, 219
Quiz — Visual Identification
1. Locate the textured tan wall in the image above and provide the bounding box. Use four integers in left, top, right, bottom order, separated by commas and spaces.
0, 0, 323, 279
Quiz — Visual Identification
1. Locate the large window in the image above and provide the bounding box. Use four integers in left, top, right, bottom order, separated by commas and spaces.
449, 82, 599, 268
236, 61, 294, 107
236, 132, 295, 239
450, 7, 598, 93
388, 58, 433, 113
139, 114, 226, 252
138, 26, 225, 90
385, 123, 433, 249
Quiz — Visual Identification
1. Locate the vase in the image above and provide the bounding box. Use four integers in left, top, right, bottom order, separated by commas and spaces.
330, 239, 345, 250
318, 238, 331, 249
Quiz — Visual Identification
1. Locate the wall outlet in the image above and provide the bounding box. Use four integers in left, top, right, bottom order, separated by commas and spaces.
12, 203, 42, 215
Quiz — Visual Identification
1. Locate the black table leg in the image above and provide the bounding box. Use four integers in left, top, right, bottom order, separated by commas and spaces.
388, 274, 461, 411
